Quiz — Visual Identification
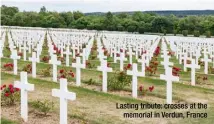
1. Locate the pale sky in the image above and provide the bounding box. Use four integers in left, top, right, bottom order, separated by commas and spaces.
1, 0, 214, 13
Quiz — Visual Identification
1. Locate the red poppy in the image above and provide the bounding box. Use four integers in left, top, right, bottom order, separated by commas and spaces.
15, 88, 20, 91
9, 84, 13, 88
127, 64, 132, 69
149, 86, 154, 92
4, 93, 10, 97
107, 63, 110, 67
139, 85, 143, 92
71, 73, 75, 78
59, 69, 64, 74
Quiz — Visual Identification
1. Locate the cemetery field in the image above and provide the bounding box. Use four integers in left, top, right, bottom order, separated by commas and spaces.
1, 27, 214, 124
1, 72, 214, 124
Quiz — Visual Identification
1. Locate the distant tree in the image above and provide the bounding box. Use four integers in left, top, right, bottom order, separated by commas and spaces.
182, 30, 188, 36
73, 11, 84, 20
40, 6, 47, 13
138, 27, 145, 34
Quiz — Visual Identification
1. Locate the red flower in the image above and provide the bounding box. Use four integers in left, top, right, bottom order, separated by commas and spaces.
71, 73, 75, 78
4, 93, 10, 97
139, 85, 143, 92
127, 64, 132, 69
15, 88, 20, 91
60, 75, 66, 78
9, 84, 13, 88
107, 63, 110, 67
149, 86, 154, 92
18, 52, 23, 56
59, 69, 64, 74
3, 84, 6, 88
10, 88, 14, 93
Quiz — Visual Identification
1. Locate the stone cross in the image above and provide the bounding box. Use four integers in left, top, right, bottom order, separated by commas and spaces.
52, 78, 76, 124
186, 59, 200, 86
72, 57, 85, 86
14, 72, 34, 122
160, 67, 179, 104
127, 63, 144, 98
97, 60, 113, 92
49, 54, 61, 82
10, 50, 21, 75
29, 52, 39, 78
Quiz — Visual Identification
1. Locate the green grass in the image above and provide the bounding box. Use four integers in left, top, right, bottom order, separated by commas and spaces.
0, 118, 18, 124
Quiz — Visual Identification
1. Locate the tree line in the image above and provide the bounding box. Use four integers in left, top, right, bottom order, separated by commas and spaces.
1, 5, 214, 37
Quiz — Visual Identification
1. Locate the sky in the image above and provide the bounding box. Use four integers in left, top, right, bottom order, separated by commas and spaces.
1, 0, 214, 13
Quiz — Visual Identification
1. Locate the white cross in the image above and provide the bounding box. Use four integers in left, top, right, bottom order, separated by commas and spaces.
161, 55, 173, 72
97, 60, 113, 92
128, 47, 134, 64
52, 78, 76, 124
160, 67, 179, 104
72, 57, 85, 86
49, 54, 61, 82
137, 54, 146, 77
10, 50, 21, 75
118, 52, 127, 71
29, 52, 39, 78
21, 41, 28, 61
201, 54, 211, 74
14, 72, 34, 122
64, 45, 72, 66
72, 45, 78, 58
80, 48, 86, 66
186, 59, 200, 86
127, 63, 144, 98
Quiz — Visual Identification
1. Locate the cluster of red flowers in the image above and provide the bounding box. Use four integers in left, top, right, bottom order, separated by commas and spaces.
41, 56, 50, 63
145, 58, 158, 76
3, 63, 14, 71
172, 66, 181, 76
116, 53, 120, 57
58, 69, 75, 79
18, 52, 23, 57
124, 64, 132, 70
154, 46, 161, 56
57, 56, 65, 62
1, 84, 20, 97
53, 43, 61, 55
196, 74, 208, 84
22, 64, 32, 73
139, 85, 155, 94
